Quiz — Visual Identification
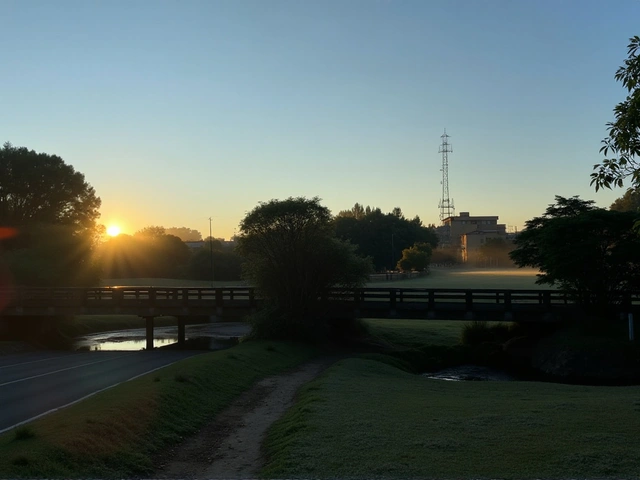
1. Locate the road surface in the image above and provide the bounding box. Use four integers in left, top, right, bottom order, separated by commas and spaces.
0, 349, 203, 433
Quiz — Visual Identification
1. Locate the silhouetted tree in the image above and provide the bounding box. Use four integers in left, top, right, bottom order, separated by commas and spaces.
610, 187, 640, 212
591, 36, 640, 190
188, 248, 242, 281
510, 196, 640, 309
0, 142, 100, 229
98, 229, 192, 279
334, 204, 438, 270
164, 227, 202, 242
397, 242, 432, 272
0, 143, 102, 285
237, 197, 372, 341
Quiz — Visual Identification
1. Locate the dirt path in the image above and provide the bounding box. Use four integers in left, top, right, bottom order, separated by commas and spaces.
154, 356, 339, 479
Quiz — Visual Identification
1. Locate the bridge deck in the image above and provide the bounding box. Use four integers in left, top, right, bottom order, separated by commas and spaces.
2, 287, 638, 320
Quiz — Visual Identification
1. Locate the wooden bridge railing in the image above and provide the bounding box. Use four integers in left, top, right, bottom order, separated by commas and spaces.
1, 287, 639, 319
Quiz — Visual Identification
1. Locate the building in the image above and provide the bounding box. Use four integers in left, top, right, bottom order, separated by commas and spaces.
460, 230, 511, 263
437, 212, 508, 263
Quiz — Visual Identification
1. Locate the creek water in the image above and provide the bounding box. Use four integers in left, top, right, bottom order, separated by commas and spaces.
73, 322, 251, 351
423, 365, 515, 381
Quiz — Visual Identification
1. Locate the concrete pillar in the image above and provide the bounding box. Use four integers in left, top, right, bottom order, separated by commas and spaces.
145, 316, 154, 351
178, 317, 186, 345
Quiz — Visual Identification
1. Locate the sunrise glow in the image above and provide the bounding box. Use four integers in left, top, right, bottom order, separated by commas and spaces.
106, 225, 121, 237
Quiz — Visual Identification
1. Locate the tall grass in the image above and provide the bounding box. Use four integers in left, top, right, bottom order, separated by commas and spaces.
0, 341, 318, 478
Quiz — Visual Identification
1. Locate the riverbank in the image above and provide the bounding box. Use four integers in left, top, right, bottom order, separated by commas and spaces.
0, 341, 318, 478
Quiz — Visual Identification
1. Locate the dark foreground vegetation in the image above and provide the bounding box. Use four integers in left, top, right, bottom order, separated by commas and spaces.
1, 317, 639, 479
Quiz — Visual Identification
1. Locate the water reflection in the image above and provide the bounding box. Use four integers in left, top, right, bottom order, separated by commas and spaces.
423, 365, 514, 381
74, 322, 250, 351
86, 337, 177, 351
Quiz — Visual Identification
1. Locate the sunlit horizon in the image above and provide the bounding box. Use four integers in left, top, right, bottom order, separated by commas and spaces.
106, 225, 121, 237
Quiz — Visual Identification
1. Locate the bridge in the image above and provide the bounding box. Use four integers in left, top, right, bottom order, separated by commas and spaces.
1, 287, 638, 350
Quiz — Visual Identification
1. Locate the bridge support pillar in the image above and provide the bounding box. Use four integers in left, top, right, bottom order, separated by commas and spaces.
144, 316, 154, 351
178, 317, 186, 345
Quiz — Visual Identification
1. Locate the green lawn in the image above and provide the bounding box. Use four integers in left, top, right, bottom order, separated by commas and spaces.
370, 267, 545, 290
263, 357, 640, 479
364, 318, 467, 348
100, 278, 247, 287
102, 268, 543, 290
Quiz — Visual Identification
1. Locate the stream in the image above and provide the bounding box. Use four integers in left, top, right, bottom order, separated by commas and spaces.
73, 322, 251, 351
423, 365, 515, 381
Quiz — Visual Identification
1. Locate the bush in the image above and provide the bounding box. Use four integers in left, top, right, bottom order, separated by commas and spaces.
461, 321, 511, 346
247, 307, 328, 343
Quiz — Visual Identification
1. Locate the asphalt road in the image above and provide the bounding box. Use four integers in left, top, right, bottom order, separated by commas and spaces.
0, 349, 203, 433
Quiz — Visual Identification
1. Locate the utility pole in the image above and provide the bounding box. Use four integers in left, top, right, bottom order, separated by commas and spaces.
209, 217, 214, 287
438, 129, 454, 221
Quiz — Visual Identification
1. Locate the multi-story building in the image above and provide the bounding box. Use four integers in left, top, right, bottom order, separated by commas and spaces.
437, 212, 508, 262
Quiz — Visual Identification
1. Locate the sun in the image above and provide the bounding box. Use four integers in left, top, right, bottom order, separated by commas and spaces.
106, 225, 121, 237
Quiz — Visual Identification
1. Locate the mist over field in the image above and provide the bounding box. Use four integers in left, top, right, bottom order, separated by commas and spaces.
373, 267, 543, 290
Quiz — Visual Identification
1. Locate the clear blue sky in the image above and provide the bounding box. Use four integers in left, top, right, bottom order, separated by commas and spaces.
2, 0, 638, 238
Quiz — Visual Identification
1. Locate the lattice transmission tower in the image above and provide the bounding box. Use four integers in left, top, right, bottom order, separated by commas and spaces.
438, 129, 454, 221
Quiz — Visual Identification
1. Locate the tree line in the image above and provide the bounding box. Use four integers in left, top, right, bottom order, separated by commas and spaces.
0, 142, 439, 286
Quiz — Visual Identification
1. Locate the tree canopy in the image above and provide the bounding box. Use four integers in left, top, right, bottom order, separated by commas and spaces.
236, 197, 372, 340
0, 142, 100, 229
610, 187, 640, 212
98, 229, 191, 279
164, 227, 202, 242
396, 242, 432, 272
591, 36, 640, 190
0, 143, 102, 286
334, 203, 438, 271
510, 196, 640, 308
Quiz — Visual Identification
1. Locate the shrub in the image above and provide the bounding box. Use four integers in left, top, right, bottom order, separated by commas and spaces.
461, 321, 511, 346
13, 426, 35, 441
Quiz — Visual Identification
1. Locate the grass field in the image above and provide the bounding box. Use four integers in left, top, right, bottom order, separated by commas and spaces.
262, 357, 640, 479
365, 318, 468, 348
101, 278, 247, 287
371, 267, 545, 289
0, 341, 317, 478
102, 267, 543, 290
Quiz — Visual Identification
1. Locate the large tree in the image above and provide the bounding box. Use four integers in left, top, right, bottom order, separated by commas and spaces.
610, 187, 640, 212
335, 204, 438, 271
591, 36, 640, 190
0, 143, 102, 285
0, 142, 100, 228
236, 197, 372, 340
396, 242, 432, 272
97, 228, 192, 279
510, 196, 640, 309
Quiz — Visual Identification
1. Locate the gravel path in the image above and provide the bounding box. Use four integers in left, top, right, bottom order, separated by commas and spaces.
154, 356, 339, 479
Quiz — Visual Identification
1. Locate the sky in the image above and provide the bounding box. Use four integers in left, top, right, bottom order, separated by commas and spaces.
2, 0, 639, 239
